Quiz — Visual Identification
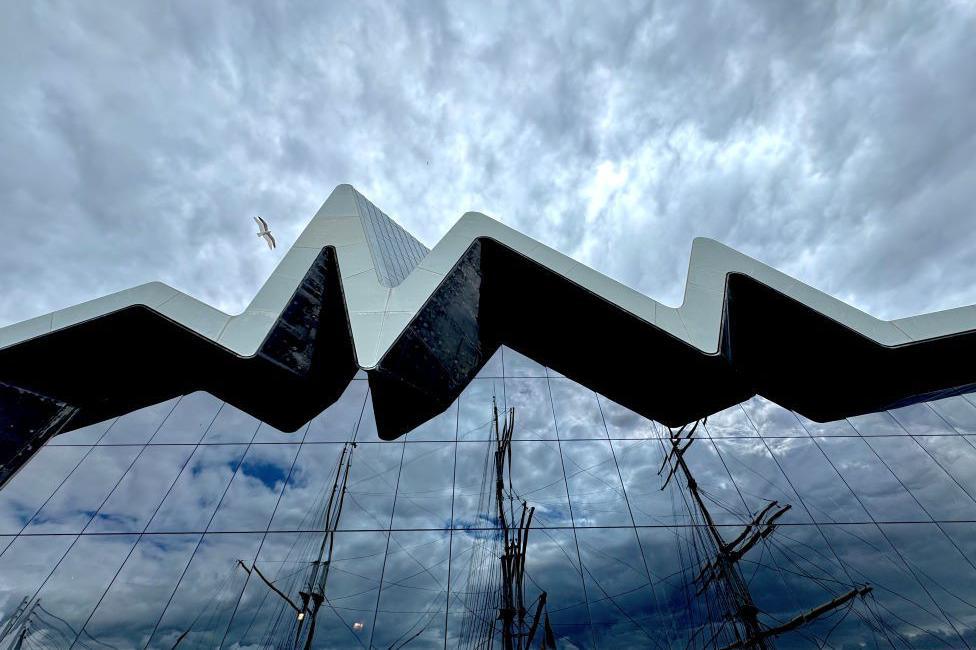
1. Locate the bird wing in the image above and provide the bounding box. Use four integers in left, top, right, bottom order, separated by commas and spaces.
255, 216, 268, 232
267, 232, 276, 249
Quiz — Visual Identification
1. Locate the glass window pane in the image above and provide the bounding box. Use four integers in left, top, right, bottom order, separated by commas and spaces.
98, 398, 179, 445
475, 347, 504, 378
48, 416, 117, 445
547, 366, 566, 378
738, 398, 807, 437
392, 442, 455, 529
748, 524, 861, 648
506, 378, 556, 440
815, 523, 963, 645
705, 402, 759, 438
304, 380, 369, 442
765, 437, 870, 523
847, 411, 907, 437
222, 530, 382, 648
503, 347, 546, 377
340, 441, 403, 531
457, 378, 505, 441
612, 437, 691, 527
29, 534, 139, 643
0, 534, 74, 623
450, 441, 494, 535
371, 530, 450, 648
817, 437, 927, 522
793, 412, 859, 437
449, 526, 593, 647
148, 532, 264, 648
877, 523, 976, 642
599, 395, 659, 439
658, 438, 747, 525
868, 436, 976, 521
915, 436, 976, 508
24, 445, 142, 534
208, 443, 301, 532
446, 529, 485, 645
509, 441, 572, 528
147, 444, 249, 533
561, 439, 631, 527
636, 526, 700, 647
202, 403, 261, 443
149, 392, 223, 443
0, 445, 89, 534
270, 442, 346, 532
944, 522, 976, 583
87, 444, 195, 533
80, 533, 202, 649
251, 420, 308, 443
405, 400, 458, 442
525, 527, 591, 648
712, 438, 812, 524
317, 530, 386, 646
888, 402, 955, 436
577, 527, 663, 648
928, 396, 976, 435
550, 378, 607, 440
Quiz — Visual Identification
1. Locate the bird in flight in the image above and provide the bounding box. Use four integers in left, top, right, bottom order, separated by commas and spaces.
253, 216, 276, 250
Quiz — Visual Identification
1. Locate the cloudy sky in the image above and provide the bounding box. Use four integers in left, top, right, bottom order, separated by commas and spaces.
2, 1, 975, 327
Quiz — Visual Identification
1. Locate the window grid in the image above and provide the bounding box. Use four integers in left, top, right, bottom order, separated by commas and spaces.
1, 351, 976, 648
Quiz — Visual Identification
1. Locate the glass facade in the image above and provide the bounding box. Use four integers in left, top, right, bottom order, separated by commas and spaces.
1, 346, 976, 648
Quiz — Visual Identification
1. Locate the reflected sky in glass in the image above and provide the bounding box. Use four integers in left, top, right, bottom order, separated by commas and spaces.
3, 347, 976, 648
0, 445, 89, 534
23, 445, 142, 534
149, 392, 223, 444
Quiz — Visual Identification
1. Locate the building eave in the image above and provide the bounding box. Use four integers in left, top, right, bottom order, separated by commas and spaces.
2, 183, 975, 482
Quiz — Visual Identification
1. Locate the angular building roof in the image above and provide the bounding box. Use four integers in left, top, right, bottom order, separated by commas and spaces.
2, 184, 975, 480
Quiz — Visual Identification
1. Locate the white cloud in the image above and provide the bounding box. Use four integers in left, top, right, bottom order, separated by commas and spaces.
1, 1, 975, 325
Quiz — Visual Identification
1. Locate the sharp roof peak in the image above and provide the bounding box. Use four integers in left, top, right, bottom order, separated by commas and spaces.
1, 183, 975, 478
3, 183, 975, 360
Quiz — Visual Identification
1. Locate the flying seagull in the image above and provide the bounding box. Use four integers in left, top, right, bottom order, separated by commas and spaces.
253, 216, 276, 250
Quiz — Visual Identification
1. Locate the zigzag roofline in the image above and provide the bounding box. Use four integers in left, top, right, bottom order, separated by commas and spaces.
2, 184, 975, 482
5, 184, 974, 359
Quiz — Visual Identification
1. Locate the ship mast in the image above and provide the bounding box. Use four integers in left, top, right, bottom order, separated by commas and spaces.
491, 402, 556, 650
660, 421, 871, 649
234, 441, 356, 650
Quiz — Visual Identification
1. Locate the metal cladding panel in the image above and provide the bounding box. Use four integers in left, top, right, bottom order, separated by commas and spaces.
351, 188, 429, 288
1, 183, 976, 481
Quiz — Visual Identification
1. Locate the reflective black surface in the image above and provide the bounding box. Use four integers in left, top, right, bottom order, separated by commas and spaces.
2, 346, 976, 648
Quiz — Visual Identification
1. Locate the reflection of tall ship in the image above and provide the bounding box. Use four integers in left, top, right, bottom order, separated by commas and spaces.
195, 442, 356, 650
0, 398, 937, 649
171, 401, 559, 650
661, 420, 880, 649
456, 402, 556, 650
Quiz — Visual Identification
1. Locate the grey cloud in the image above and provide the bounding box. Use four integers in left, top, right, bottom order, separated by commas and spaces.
1, 1, 975, 328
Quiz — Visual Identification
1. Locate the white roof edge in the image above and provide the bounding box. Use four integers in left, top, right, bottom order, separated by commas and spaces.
2, 184, 973, 366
